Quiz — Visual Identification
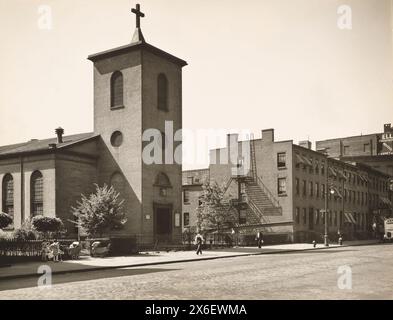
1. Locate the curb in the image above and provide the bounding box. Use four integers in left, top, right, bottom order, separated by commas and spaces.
0, 241, 382, 281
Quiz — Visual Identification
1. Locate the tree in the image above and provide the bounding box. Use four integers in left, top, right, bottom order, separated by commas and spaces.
32, 216, 64, 238
0, 212, 12, 230
72, 184, 127, 238
197, 181, 237, 232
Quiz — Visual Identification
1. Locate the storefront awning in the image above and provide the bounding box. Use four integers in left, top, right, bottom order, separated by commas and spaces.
337, 169, 347, 180
380, 197, 392, 207
344, 212, 356, 224
358, 173, 369, 183
331, 186, 342, 198
328, 167, 337, 177
302, 155, 313, 167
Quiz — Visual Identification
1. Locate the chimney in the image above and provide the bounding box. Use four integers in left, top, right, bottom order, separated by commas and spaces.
384, 123, 392, 133
227, 133, 239, 167
261, 129, 274, 143
226, 133, 239, 148
55, 127, 64, 144
299, 140, 312, 150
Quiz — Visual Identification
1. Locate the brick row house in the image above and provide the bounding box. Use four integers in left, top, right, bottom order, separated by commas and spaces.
182, 129, 392, 243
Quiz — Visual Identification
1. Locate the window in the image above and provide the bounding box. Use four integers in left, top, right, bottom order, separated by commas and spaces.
321, 162, 325, 175
187, 177, 194, 185
343, 145, 350, 155
295, 207, 300, 224
309, 181, 313, 197
315, 160, 319, 174
183, 190, 190, 204
295, 178, 300, 195
110, 172, 124, 195
157, 73, 168, 110
160, 131, 166, 156
315, 209, 320, 225
277, 152, 286, 168
315, 182, 319, 198
110, 131, 123, 147
303, 208, 307, 225
183, 212, 190, 227
278, 178, 287, 195
31, 171, 43, 216
302, 180, 307, 196
110, 71, 124, 108
334, 211, 337, 226
363, 143, 370, 153
2, 174, 14, 225
321, 184, 325, 198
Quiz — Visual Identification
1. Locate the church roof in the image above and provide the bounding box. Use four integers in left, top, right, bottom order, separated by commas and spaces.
0, 132, 99, 159
87, 41, 187, 67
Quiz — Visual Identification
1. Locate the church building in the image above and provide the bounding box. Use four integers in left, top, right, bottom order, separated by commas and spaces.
0, 4, 186, 246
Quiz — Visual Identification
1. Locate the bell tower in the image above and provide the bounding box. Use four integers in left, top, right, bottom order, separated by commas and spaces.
87, 4, 187, 245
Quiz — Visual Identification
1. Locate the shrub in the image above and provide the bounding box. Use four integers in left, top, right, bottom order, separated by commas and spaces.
12, 228, 37, 241
32, 216, 64, 238
0, 230, 12, 240
12, 219, 38, 240
0, 212, 12, 230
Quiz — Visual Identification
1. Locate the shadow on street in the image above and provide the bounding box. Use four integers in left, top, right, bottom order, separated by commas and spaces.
0, 267, 178, 292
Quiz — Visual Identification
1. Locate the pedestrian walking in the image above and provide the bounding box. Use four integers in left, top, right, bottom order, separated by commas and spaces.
195, 233, 204, 255
255, 231, 263, 248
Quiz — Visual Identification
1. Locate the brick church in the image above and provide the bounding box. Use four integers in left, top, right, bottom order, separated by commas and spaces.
0, 5, 186, 245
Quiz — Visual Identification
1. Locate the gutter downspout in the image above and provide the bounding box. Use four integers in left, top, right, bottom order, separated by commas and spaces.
20, 156, 25, 223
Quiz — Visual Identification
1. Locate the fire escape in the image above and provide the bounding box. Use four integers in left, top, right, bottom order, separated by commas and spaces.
223, 135, 282, 230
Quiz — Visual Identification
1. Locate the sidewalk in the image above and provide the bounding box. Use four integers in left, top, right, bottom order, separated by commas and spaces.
0, 240, 381, 280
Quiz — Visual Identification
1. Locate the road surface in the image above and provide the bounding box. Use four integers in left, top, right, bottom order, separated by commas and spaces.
0, 244, 392, 300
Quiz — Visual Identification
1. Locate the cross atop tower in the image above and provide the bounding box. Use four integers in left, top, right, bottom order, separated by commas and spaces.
131, 4, 145, 29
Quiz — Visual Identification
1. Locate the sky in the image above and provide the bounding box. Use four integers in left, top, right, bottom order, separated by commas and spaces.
0, 0, 392, 170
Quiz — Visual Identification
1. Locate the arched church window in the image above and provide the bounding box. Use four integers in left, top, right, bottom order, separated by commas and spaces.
110, 172, 124, 196
154, 172, 172, 187
157, 73, 168, 111
110, 71, 124, 109
31, 171, 43, 216
2, 174, 14, 221
154, 172, 172, 197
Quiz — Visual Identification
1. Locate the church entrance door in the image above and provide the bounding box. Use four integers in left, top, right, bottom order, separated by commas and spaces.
154, 205, 172, 243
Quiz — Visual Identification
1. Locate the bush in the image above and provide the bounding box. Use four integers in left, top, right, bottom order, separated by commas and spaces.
12, 219, 38, 241
0, 212, 13, 230
32, 216, 64, 238
0, 230, 12, 240
12, 228, 37, 241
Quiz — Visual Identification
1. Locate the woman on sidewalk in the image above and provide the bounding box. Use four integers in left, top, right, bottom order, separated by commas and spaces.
49, 239, 60, 262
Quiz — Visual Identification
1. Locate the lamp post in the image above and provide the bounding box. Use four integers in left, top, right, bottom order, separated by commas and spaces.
324, 160, 330, 247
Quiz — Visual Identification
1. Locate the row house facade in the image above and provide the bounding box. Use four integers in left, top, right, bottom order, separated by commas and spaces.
182, 128, 392, 244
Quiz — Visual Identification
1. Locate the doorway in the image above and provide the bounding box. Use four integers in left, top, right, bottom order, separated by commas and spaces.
309, 207, 314, 230
154, 205, 172, 243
